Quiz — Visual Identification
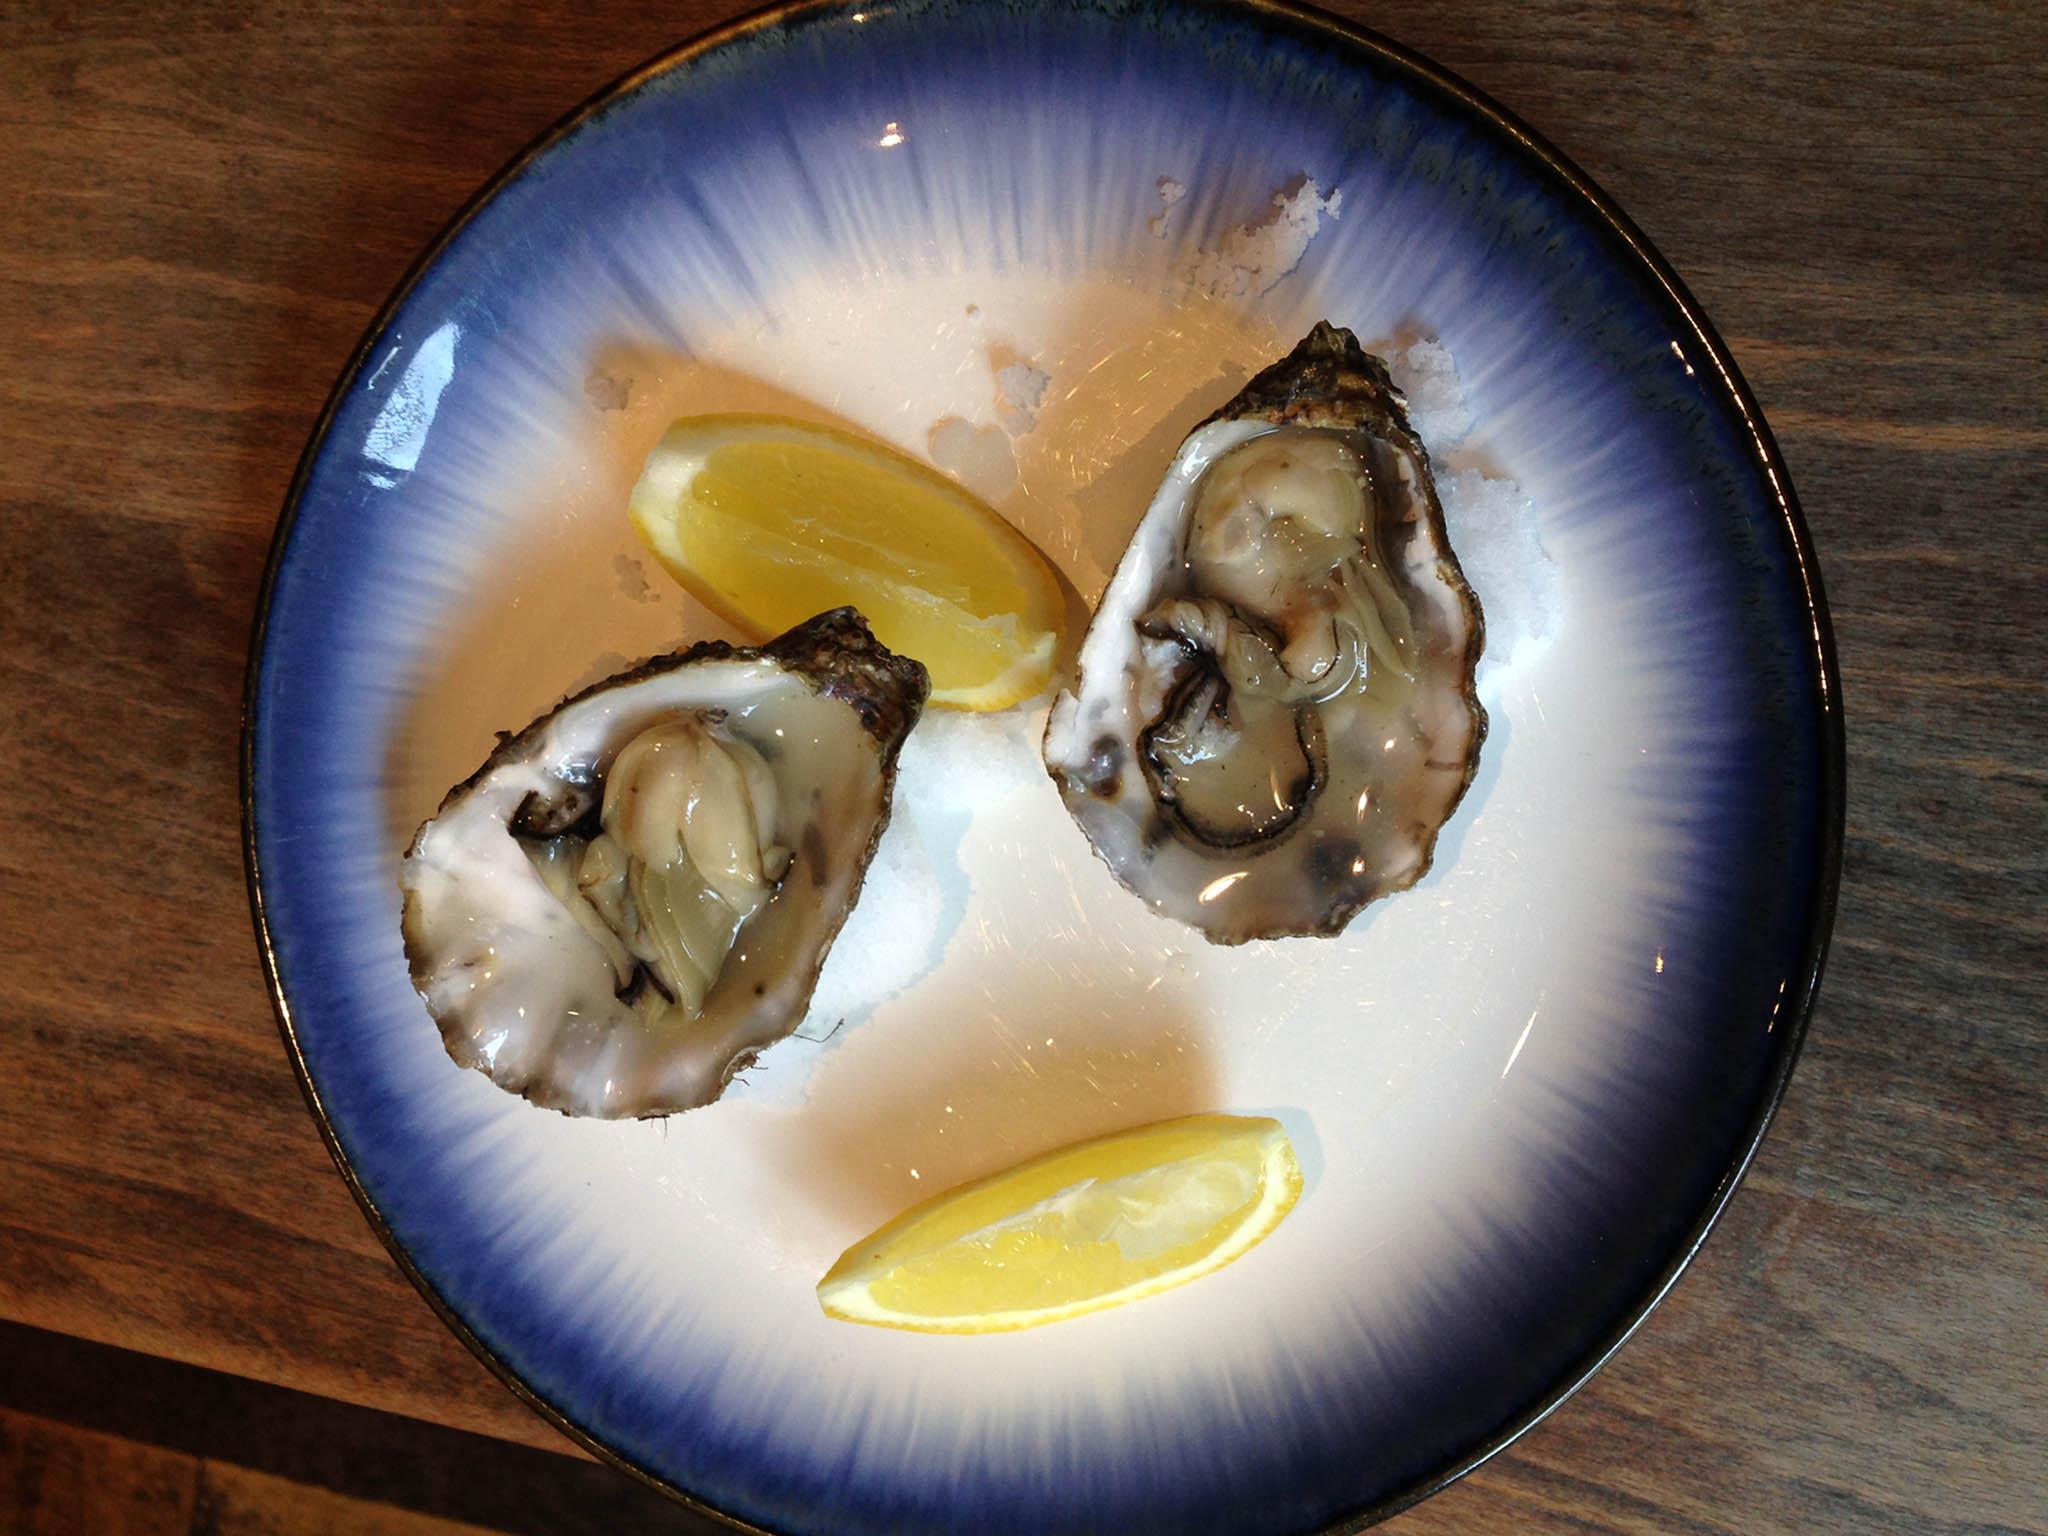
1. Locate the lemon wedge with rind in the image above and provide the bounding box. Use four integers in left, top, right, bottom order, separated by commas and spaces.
817, 1114, 1302, 1334
628, 414, 1064, 711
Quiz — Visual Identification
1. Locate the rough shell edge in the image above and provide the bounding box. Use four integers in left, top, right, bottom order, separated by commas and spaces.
1050, 322, 1490, 942
398, 606, 929, 1116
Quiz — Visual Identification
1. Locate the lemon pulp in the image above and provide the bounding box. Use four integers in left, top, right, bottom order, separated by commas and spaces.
817, 1113, 1302, 1334
628, 415, 1064, 710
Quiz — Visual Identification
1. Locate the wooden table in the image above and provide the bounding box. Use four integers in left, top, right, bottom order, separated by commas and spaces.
3, 1, 2042, 1531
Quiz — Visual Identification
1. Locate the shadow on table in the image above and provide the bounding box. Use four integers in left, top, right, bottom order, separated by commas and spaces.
0, 1320, 728, 1534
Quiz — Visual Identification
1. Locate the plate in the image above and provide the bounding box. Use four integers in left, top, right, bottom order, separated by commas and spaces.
243, 2, 1842, 1531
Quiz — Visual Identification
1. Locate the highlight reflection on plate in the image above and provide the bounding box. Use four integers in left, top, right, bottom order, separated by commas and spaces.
245, 4, 1840, 1533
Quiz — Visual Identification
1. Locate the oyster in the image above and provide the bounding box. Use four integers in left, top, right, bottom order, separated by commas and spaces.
1044, 323, 1485, 944
400, 608, 927, 1117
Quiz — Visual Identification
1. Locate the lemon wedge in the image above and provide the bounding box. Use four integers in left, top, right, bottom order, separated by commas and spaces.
628, 414, 1065, 710
817, 1113, 1302, 1334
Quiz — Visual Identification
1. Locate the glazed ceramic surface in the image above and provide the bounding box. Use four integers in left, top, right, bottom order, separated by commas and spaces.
245, 3, 1840, 1531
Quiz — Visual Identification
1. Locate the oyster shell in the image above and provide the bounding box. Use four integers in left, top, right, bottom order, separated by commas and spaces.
1044, 323, 1486, 943
399, 608, 927, 1117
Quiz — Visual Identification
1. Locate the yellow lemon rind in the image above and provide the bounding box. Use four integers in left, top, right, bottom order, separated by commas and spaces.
816, 1114, 1303, 1335
626, 414, 1064, 710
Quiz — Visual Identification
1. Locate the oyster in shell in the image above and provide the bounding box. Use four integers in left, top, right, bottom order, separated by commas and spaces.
400, 608, 927, 1117
1044, 323, 1485, 943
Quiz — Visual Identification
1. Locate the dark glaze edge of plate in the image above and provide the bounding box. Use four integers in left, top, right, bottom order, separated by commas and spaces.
239, 2, 1845, 1530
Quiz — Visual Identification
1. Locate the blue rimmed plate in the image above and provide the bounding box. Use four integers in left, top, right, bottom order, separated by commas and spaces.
244, 2, 1841, 1531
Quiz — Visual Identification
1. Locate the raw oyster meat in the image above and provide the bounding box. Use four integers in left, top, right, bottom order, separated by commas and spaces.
400, 608, 927, 1116
1044, 323, 1485, 944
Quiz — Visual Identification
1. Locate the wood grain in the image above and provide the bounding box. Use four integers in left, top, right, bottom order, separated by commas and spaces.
0, 1409, 197, 1536
1, 0, 2043, 1532
0, 1322, 729, 1533
0, 1404, 504, 1536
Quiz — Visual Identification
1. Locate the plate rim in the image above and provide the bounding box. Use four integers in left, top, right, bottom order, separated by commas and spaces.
239, 1, 1846, 1530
